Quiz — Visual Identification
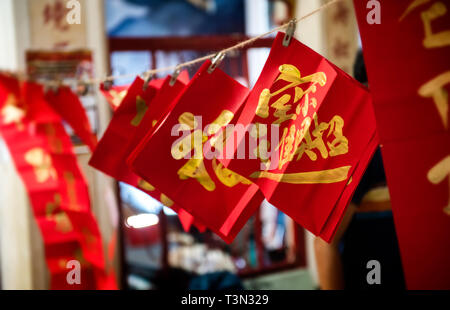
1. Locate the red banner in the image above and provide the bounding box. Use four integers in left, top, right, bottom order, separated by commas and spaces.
45, 86, 97, 151
129, 61, 264, 243
220, 32, 378, 242
353, 0, 450, 289
99, 72, 188, 111
0, 75, 115, 289
91, 74, 203, 232
100, 83, 129, 111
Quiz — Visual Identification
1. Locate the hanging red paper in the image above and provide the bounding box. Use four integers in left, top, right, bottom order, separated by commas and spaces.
99, 73, 188, 111
129, 61, 264, 243
0, 76, 115, 289
45, 86, 97, 151
23, 81, 61, 124
100, 83, 130, 111
91, 74, 203, 232
125, 75, 206, 233
220, 33, 378, 242
353, 0, 450, 289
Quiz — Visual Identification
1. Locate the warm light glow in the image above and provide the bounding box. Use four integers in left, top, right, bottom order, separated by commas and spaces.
126, 214, 159, 229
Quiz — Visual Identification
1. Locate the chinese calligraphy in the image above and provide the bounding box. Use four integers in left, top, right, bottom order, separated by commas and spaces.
0, 94, 25, 130
25, 148, 57, 183
402, 0, 450, 216
256, 64, 326, 125
171, 110, 251, 191
427, 155, 450, 215
131, 96, 148, 127
251, 64, 350, 184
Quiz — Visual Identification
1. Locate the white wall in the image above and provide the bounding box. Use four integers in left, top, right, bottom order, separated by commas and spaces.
0, 0, 39, 290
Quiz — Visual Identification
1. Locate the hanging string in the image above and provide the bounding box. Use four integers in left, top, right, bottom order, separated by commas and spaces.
4, 0, 343, 87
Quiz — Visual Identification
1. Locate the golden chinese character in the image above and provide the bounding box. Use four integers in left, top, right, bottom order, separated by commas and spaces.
64, 171, 81, 211
172, 110, 249, 191
419, 71, 450, 129
250, 166, 351, 184
1, 94, 25, 130
160, 194, 174, 207
138, 179, 156, 191
250, 112, 350, 184
24, 148, 57, 183
172, 114, 213, 190
400, 0, 450, 48
53, 212, 73, 234
295, 114, 348, 161
131, 96, 148, 127
138, 173, 175, 208
427, 155, 450, 215
278, 124, 303, 169
46, 194, 62, 218
256, 64, 327, 125
109, 90, 127, 109
44, 124, 63, 154
212, 158, 252, 187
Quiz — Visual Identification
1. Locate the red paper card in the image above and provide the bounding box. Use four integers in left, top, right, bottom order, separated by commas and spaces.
45, 86, 97, 151
221, 33, 378, 241
129, 61, 264, 243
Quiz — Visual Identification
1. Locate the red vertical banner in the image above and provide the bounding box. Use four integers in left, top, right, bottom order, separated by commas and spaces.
0, 75, 115, 289
353, 0, 450, 289
220, 33, 378, 242
129, 61, 264, 243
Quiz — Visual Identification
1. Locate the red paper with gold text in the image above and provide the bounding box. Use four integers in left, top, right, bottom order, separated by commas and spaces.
221, 33, 378, 242
100, 83, 130, 111
99, 73, 188, 111
126, 76, 207, 232
0, 76, 115, 289
91, 75, 203, 232
353, 0, 450, 289
129, 61, 264, 243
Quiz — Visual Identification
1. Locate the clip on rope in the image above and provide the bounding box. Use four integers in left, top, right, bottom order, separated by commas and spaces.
169, 67, 181, 86
207, 52, 226, 74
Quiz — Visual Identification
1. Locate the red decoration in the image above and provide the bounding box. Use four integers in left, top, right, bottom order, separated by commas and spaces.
99, 83, 130, 111
99, 72, 188, 111
91, 74, 203, 232
220, 33, 378, 242
0, 75, 116, 289
45, 86, 97, 151
129, 61, 264, 243
353, 0, 450, 289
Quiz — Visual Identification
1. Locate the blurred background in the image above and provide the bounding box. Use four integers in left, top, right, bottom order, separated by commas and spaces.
0, 0, 362, 290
